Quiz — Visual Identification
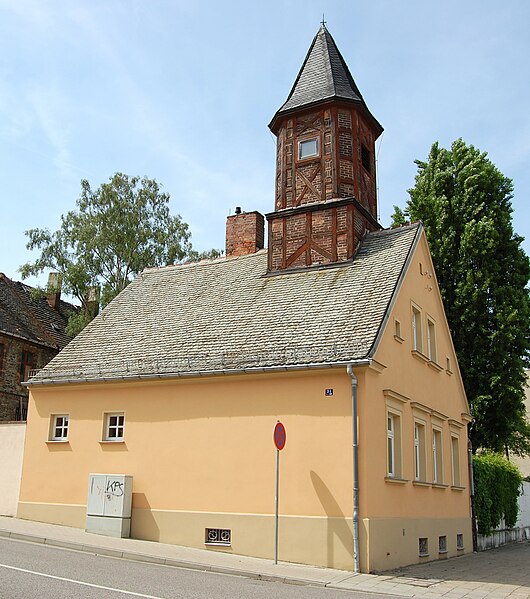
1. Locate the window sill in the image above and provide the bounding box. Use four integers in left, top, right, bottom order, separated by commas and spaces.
451, 485, 466, 491
428, 361, 443, 372
411, 350, 429, 363
432, 483, 448, 489
419, 553, 430, 558
46, 440, 69, 444
385, 476, 408, 484
445, 369, 453, 376
99, 440, 125, 444
393, 335, 405, 344
438, 550, 448, 555
412, 480, 430, 487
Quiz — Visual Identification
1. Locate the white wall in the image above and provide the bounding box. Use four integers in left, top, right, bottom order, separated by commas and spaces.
516, 481, 530, 528
0, 422, 26, 516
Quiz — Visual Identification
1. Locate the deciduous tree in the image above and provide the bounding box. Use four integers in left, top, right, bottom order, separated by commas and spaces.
401, 139, 530, 455
21, 173, 205, 335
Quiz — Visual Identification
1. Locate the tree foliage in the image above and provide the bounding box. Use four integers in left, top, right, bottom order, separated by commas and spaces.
404, 139, 530, 455
21, 173, 201, 335
473, 452, 523, 535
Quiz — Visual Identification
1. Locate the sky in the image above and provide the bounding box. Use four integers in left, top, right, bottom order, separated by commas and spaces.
1, 0, 529, 292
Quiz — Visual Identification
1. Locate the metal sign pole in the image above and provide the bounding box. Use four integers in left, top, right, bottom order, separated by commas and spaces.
275, 447, 279, 564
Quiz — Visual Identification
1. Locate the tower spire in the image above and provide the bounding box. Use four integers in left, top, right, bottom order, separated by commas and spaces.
266, 26, 384, 272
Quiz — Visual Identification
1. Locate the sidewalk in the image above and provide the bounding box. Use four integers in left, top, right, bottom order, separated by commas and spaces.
0, 515, 529, 598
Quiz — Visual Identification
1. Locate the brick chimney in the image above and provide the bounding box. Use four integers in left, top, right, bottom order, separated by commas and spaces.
226, 209, 265, 257
46, 272, 61, 310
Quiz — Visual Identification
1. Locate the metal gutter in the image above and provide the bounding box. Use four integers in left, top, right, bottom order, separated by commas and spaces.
347, 364, 360, 573
24, 358, 372, 387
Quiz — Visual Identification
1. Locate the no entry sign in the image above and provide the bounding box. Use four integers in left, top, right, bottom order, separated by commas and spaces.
273, 421, 286, 451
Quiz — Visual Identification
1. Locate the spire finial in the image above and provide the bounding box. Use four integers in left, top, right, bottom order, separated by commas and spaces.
321, 14, 326, 28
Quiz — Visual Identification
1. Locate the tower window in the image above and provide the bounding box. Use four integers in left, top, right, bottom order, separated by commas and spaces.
361, 144, 371, 173
298, 138, 319, 160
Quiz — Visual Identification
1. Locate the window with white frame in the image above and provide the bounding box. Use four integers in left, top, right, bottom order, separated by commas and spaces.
387, 412, 402, 478
432, 428, 443, 483
414, 421, 426, 481
50, 414, 69, 441
451, 435, 461, 486
298, 138, 319, 160
427, 317, 437, 362
411, 304, 423, 353
104, 413, 124, 441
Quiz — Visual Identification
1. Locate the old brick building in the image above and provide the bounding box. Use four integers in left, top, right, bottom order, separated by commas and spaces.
0, 273, 76, 420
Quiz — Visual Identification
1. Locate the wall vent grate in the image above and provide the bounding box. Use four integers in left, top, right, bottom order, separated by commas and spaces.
205, 528, 231, 546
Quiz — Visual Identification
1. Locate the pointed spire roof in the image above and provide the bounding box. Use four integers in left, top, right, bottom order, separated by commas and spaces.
269, 25, 382, 134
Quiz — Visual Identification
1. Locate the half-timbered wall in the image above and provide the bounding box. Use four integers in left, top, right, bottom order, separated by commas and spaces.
268, 102, 379, 272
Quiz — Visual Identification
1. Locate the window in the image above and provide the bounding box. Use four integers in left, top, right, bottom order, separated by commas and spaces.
361, 144, 371, 173
387, 412, 402, 478
451, 436, 461, 486
298, 138, 319, 160
456, 533, 464, 550
427, 317, 437, 362
414, 422, 426, 481
418, 537, 429, 557
104, 413, 124, 441
439, 535, 447, 554
394, 319, 403, 341
432, 428, 443, 483
50, 414, 69, 441
19, 350, 36, 383
411, 305, 423, 353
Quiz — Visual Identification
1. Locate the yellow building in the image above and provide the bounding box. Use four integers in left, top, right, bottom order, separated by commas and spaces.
19, 25, 472, 573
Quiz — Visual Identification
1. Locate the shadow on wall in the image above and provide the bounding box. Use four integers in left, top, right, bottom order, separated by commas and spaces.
310, 470, 352, 568
130, 492, 161, 542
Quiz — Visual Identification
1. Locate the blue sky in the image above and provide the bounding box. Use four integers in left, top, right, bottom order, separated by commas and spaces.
1, 0, 529, 290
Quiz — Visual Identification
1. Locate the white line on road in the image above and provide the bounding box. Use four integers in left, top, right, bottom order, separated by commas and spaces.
0, 562, 167, 598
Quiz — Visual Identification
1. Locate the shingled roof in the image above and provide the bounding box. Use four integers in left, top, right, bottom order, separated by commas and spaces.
269, 25, 383, 133
28, 223, 421, 385
0, 274, 76, 350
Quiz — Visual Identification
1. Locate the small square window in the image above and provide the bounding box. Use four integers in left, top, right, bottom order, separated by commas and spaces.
50, 414, 69, 441
298, 138, 319, 160
419, 537, 429, 557
104, 413, 124, 441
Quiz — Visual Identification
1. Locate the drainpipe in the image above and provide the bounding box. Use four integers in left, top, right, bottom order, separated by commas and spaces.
468, 438, 478, 552
347, 364, 360, 573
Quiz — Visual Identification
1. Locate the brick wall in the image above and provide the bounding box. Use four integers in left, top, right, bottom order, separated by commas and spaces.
0, 333, 57, 420
226, 211, 265, 257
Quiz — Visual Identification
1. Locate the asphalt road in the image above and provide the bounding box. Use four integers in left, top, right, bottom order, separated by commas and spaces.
0, 537, 394, 599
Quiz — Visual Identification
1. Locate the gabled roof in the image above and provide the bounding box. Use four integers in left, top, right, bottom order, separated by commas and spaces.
269, 25, 383, 134
29, 223, 421, 385
0, 273, 76, 350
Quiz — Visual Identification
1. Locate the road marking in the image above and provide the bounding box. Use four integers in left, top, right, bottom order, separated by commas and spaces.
0, 562, 166, 598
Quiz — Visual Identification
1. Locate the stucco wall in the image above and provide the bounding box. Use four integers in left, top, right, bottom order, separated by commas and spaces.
0, 421, 26, 516
18, 231, 472, 572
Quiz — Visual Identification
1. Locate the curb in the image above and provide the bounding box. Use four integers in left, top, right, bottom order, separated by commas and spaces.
0, 528, 328, 589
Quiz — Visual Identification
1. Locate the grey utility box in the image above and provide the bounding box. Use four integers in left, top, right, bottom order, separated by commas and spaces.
86, 474, 133, 538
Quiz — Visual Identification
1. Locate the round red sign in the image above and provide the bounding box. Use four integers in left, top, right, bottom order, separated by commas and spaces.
273, 421, 286, 451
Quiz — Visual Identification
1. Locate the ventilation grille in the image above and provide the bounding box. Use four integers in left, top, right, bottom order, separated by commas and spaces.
205, 528, 231, 546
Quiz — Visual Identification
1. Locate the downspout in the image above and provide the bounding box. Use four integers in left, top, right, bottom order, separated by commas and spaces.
347, 364, 360, 573
468, 438, 478, 552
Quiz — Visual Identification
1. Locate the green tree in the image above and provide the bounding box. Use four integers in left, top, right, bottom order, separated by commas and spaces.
21, 173, 197, 335
405, 139, 530, 455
